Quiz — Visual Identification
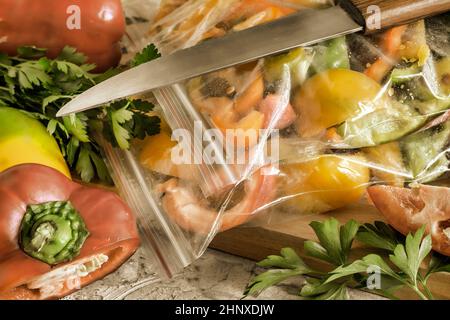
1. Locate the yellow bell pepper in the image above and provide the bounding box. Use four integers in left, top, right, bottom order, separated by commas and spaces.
293, 69, 385, 137
280, 154, 370, 214
0, 107, 70, 178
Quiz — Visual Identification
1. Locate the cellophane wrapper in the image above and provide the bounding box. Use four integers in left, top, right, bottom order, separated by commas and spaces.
108, 0, 450, 278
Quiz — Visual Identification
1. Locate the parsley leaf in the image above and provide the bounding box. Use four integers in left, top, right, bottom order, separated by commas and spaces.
301, 279, 350, 300
327, 254, 402, 284
108, 102, 134, 149
75, 143, 112, 184
131, 44, 161, 67
89, 150, 111, 183
76, 144, 95, 182
103, 99, 160, 149
63, 114, 90, 143
66, 136, 80, 167
389, 226, 432, 286
244, 248, 314, 297
357, 221, 402, 251
15, 60, 52, 89
57, 46, 88, 65
304, 219, 359, 266
245, 269, 307, 297
257, 248, 312, 270
428, 253, 450, 273
17, 46, 47, 59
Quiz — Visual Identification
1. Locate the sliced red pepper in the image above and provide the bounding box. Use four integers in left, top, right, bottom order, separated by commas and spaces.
0, 164, 139, 299
368, 184, 450, 257
0, 0, 125, 71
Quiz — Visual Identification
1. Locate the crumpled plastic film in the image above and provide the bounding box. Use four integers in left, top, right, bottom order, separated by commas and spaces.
112, 1, 450, 271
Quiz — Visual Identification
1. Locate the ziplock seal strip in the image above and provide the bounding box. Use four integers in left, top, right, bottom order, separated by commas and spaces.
98, 134, 195, 278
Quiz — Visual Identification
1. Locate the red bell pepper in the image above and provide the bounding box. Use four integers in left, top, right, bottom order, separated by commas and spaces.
0, 164, 139, 300
369, 184, 450, 257
0, 0, 126, 71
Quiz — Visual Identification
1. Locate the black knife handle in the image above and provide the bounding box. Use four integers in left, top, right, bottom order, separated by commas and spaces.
339, 0, 450, 34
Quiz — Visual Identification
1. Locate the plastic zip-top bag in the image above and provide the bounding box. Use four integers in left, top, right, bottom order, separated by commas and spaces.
107, 0, 450, 280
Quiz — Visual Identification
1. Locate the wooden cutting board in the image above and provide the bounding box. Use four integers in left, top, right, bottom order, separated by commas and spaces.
210, 203, 450, 300
86, 180, 450, 299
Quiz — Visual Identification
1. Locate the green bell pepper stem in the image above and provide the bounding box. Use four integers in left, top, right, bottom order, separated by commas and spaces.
20, 201, 89, 265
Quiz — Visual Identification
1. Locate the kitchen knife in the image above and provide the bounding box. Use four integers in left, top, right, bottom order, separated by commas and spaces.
57, 0, 450, 116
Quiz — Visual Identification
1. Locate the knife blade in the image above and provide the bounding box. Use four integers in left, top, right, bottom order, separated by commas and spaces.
57, 0, 450, 117
57, 6, 361, 116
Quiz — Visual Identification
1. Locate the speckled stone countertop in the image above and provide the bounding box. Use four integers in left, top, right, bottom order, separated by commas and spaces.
66, 249, 381, 300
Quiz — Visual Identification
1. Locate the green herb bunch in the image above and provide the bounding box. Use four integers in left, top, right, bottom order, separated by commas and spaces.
0, 44, 161, 183
245, 218, 450, 300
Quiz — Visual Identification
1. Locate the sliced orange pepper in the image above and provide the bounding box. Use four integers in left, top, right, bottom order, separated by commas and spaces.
139, 124, 196, 181
224, 0, 295, 23
234, 75, 264, 116
211, 106, 264, 149
364, 25, 408, 83
325, 127, 343, 143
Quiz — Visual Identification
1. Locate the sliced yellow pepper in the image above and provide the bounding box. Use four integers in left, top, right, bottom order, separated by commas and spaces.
293, 69, 385, 137
280, 154, 370, 213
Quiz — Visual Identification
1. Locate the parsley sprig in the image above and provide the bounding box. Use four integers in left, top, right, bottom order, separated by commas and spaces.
245, 218, 450, 300
0, 45, 161, 183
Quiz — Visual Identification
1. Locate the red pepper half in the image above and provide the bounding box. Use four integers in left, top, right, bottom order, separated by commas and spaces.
0, 0, 126, 71
368, 184, 450, 257
0, 164, 139, 300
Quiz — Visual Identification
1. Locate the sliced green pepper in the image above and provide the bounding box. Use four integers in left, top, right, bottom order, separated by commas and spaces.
437, 57, 450, 96
311, 36, 350, 74
401, 118, 450, 183
391, 65, 444, 102
336, 101, 427, 148
412, 97, 450, 115
390, 65, 422, 84
390, 58, 450, 110
20, 201, 89, 265
264, 37, 349, 88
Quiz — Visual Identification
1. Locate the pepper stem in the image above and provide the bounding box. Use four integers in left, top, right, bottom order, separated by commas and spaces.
20, 201, 89, 265
30, 222, 56, 252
